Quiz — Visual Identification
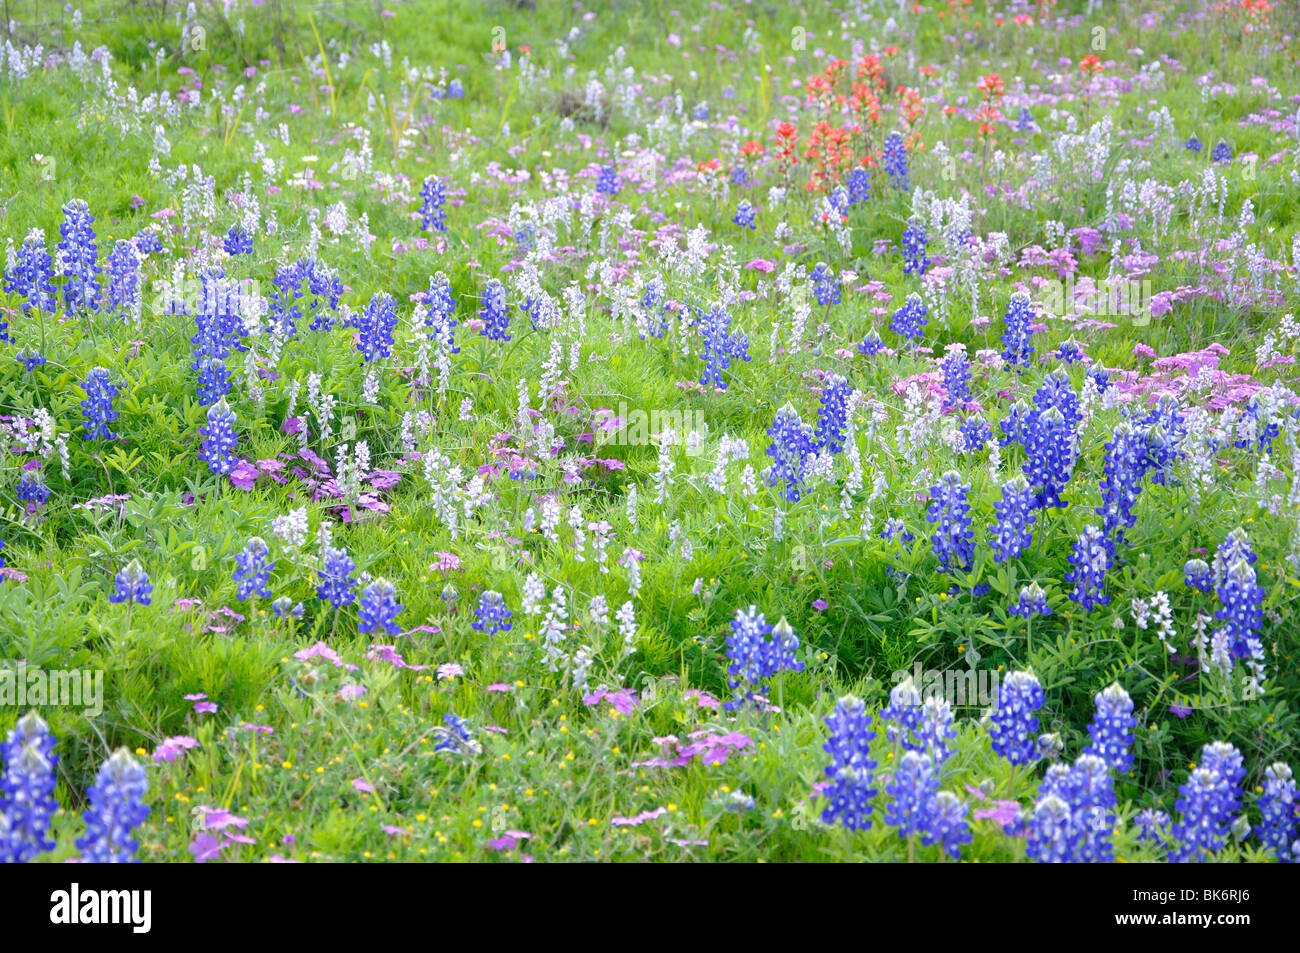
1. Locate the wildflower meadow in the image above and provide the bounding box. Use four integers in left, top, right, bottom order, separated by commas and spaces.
0, 0, 1297, 891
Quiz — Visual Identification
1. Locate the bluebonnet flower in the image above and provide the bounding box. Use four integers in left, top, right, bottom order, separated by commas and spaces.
1056, 339, 1083, 363
884, 750, 939, 839
14, 348, 44, 373
1184, 136, 1202, 152
846, 166, 871, 204
1065, 525, 1111, 611
889, 293, 928, 341
444, 79, 466, 99
901, 218, 931, 275
732, 199, 757, 230
1083, 683, 1137, 774
1215, 558, 1266, 683
940, 349, 971, 409
915, 696, 957, 764
133, 228, 163, 256
425, 272, 459, 351
0, 712, 59, 862
639, 277, 671, 339
1096, 422, 1148, 551
196, 357, 231, 405
724, 607, 804, 710
316, 546, 357, 608
109, 559, 153, 606
272, 597, 305, 620
1014, 107, 1035, 132
3, 230, 58, 314
471, 590, 513, 636
418, 176, 448, 231
1211, 141, 1233, 163
75, 749, 149, 863
881, 132, 911, 190
596, 165, 619, 196
104, 239, 141, 319
1255, 763, 1296, 862
223, 225, 254, 255
879, 679, 923, 750
359, 578, 403, 635
1025, 794, 1075, 863
696, 302, 750, 389
433, 713, 482, 756
199, 400, 240, 474
266, 258, 311, 338
1087, 365, 1110, 393
926, 471, 974, 574
80, 367, 120, 440
765, 403, 815, 503
1021, 406, 1075, 509
357, 292, 399, 361
58, 198, 102, 312
858, 329, 886, 355
306, 262, 344, 332
813, 375, 852, 454
16, 469, 51, 522
1232, 396, 1279, 455
1134, 808, 1171, 844
958, 416, 992, 453
1169, 741, 1244, 862
1184, 558, 1212, 593
827, 186, 850, 219
1009, 582, 1051, 619
478, 278, 512, 341
728, 166, 749, 187
232, 537, 274, 601
1212, 527, 1257, 586
691, 103, 709, 121
990, 475, 1036, 562
192, 266, 249, 358
923, 791, 972, 859
989, 671, 1046, 766
820, 695, 878, 831
880, 517, 914, 545
1001, 292, 1035, 369
810, 262, 841, 306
